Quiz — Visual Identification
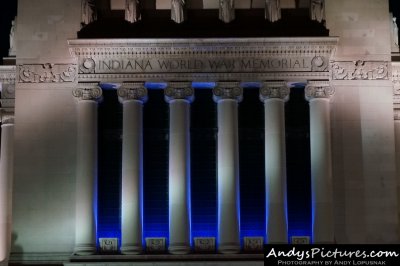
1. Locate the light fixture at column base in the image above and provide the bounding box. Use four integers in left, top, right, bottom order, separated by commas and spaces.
218, 244, 241, 254
243, 237, 264, 253
73, 244, 96, 256
120, 245, 143, 255
168, 244, 191, 255
194, 237, 216, 253
145, 237, 166, 253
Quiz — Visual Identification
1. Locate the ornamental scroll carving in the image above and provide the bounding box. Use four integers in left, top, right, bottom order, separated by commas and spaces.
330, 60, 389, 80
118, 83, 148, 103
305, 82, 335, 101
165, 82, 194, 103
260, 82, 289, 102
213, 82, 243, 102
73, 85, 102, 101
19, 63, 77, 83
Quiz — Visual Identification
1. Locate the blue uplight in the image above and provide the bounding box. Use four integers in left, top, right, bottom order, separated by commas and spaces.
145, 82, 168, 89
191, 82, 216, 88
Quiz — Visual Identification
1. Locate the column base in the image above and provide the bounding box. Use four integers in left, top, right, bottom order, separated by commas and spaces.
218, 244, 241, 254
73, 244, 96, 256
168, 244, 191, 255
121, 245, 143, 255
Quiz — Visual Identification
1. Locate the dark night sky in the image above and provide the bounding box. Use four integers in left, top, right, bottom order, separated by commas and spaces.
0, 1, 399, 63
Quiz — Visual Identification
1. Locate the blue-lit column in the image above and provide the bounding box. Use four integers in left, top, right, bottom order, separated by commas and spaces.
0, 111, 14, 266
213, 82, 242, 254
165, 83, 194, 255
118, 83, 148, 255
305, 82, 335, 244
260, 82, 289, 243
73, 84, 102, 255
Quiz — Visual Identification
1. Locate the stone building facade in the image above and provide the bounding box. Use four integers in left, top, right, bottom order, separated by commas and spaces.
0, 0, 399, 265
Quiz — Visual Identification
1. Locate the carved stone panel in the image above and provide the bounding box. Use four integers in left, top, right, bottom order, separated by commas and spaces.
331, 60, 389, 80
18, 63, 77, 83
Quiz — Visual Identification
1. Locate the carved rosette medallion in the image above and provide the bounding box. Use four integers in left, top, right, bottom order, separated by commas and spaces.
118, 83, 148, 103
213, 82, 243, 102
305, 82, 335, 101
260, 82, 289, 102
164, 82, 194, 103
19, 63, 77, 83
73, 84, 102, 101
330, 60, 389, 80
79, 58, 96, 74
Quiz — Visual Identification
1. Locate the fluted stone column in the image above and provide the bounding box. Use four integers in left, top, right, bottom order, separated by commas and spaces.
305, 82, 335, 244
260, 82, 289, 243
118, 83, 148, 255
213, 82, 242, 254
73, 84, 102, 255
0, 112, 14, 266
165, 83, 194, 254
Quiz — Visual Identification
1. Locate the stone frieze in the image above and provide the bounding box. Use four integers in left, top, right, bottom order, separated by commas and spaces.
330, 60, 389, 80
18, 63, 77, 83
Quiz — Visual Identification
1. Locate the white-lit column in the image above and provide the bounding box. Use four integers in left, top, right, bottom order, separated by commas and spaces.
305, 82, 335, 244
118, 84, 148, 255
165, 83, 194, 255
260, 82, 289, 243
73, 85, 102, 255
213, 83, 242, 254
0, 112, 14, 266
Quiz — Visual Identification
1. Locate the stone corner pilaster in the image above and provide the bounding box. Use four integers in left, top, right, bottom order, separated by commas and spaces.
213, 82, 243, 103
164, 82, 194, 103
260, 81, 290, 102
305, 81, 335, 101
118, 82, 148, 103
73, 83, 102, 102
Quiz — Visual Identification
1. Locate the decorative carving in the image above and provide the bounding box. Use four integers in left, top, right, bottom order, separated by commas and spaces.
73, 84, 102, 101
265, 0, 281, 23
171, 0, 185, 24
393, 15, 399, 47
164, 82, 194, 103
193, 237, 216, 253
9, 17, 16, 56
310, 0, 325, 23
80, 58, 96, 74
213, 82, 243, 102
118, 83, 148, 103
145, 238, 166, 253
125, 0, 141, 23
81, 0, 97, 27
243, 237, 264, 252
219, 0, 235, 23
305, 81, 334, 101
260, 82, 289, 102
1, 84, 15, 100
19, 64, 77, 83
330, 60, 389, 80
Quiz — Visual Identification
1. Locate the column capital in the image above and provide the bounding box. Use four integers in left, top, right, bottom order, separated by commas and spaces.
394, 109, 400, 121
164, 82, 194, 103
213, 82, 243, 103
0, 110, 14, 125
305, 81, 335, 101
118, 83, 148, 103
260, 82, 289, 102
73, 83, 102, 102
